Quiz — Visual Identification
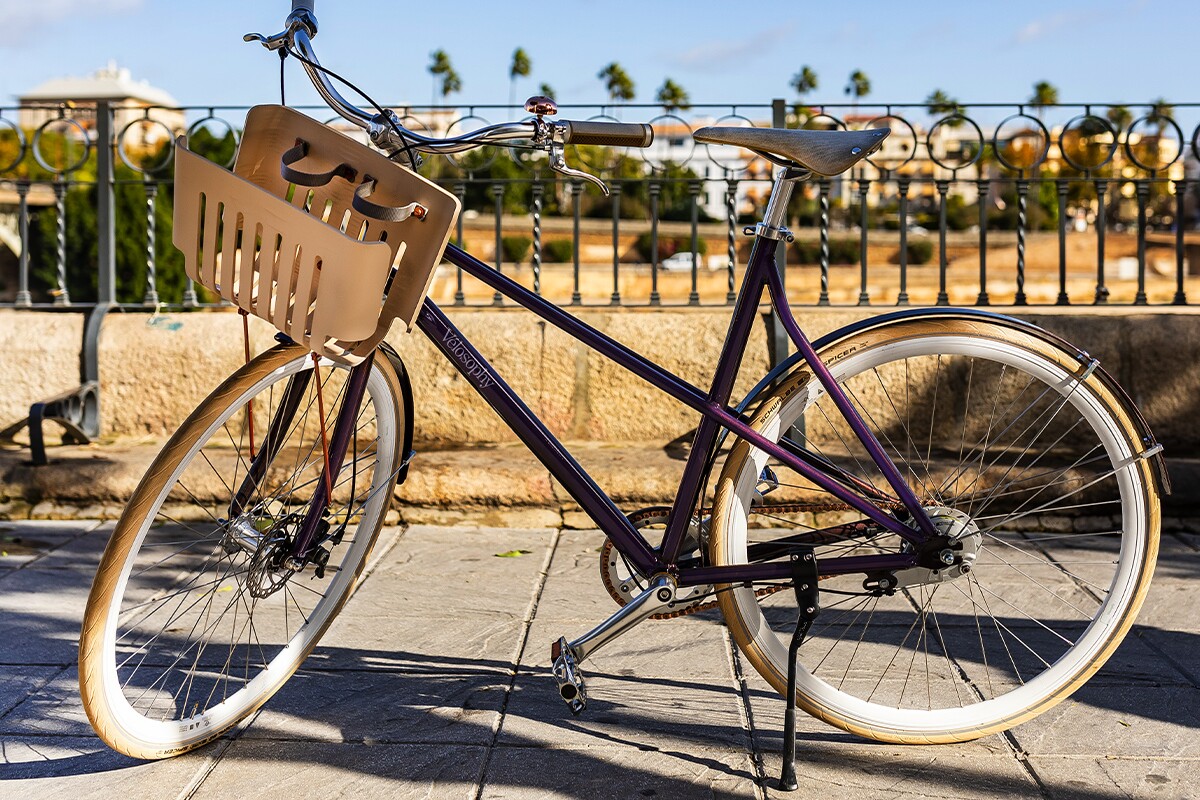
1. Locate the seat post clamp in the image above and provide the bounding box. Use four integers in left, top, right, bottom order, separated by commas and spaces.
749, 222, 794, 242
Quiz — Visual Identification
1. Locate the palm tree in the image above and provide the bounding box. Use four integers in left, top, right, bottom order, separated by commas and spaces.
790, 65, 818, 124
597, 62, 636, 104
428, 49, 453, 107
1106, 105, 1132, 133
656, 78, 690, 112
844, 69, 870, 107
1147, 97, 1175, 125
509, 47, 532, 108
538, 82, 555, 101
792, 66, 818, 99
925, 89, 962, 119
1029, 80, 1059, 118
440, 68, 462, 100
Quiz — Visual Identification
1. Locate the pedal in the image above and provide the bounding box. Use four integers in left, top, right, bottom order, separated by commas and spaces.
551, 636, 587, 714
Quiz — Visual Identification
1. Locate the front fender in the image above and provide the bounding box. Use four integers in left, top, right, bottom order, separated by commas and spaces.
376, 341, 416, 485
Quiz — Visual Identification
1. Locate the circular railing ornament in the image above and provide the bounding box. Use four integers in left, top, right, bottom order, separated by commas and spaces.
568, 113, 627, 175
1057, 114, 1118, 172
1123, 113, 1183, 173
701, 113, 762, 174
117, 116, 176, 174
640, 113, 694, 172
185, 114, 239, 168
0, 116, 27, 174
445, 114, 498, 172
33, 114, 92, 175
992, 112, 1050, 173
925, 113, 984, 172
863, 113, 917, 171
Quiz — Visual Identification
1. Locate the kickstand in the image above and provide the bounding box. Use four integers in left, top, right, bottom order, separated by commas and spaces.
778, 547, 819, 792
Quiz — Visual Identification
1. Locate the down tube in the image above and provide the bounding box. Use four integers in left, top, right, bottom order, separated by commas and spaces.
415, 299, 660, 573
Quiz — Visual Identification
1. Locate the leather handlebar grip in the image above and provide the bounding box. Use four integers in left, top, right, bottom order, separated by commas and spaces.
560, 120, 654, 148
291, 0, 315, 12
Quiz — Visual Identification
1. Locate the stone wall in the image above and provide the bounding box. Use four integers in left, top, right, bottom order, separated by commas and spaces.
1, 306, 1197, 452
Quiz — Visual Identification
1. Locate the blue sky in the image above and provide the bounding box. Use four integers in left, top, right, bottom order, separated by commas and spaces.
0, 0, 1195, 125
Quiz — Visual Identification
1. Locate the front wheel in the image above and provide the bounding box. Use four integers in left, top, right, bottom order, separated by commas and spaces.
80, 344, 405, 759
709, 317, 1159, 744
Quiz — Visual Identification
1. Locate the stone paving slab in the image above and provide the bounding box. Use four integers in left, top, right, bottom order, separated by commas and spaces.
1, 519, 1198, 799
0, 735, 209, 799
189, 741, 486, 800
479, 746, 761, 799
1026, 755, 1200, 800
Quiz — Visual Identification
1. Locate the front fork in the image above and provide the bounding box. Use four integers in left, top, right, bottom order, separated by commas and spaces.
227, 346, 376, 566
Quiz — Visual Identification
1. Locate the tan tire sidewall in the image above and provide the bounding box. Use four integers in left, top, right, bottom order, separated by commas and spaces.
79, 346, 404, 759
710, 318, 1160, 744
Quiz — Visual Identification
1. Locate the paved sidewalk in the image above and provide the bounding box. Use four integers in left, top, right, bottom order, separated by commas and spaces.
1, 520, 1198, 799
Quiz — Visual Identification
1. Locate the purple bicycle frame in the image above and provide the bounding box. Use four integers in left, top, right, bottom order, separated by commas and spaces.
415, 234, 936, 588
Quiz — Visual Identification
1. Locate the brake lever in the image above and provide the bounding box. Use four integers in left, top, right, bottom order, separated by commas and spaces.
244, 9, 317, 52
549, 142, 609, 196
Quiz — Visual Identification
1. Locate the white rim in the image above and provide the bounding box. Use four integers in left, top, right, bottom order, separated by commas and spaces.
718, 333, 1147, 736
97, 355, 398, 749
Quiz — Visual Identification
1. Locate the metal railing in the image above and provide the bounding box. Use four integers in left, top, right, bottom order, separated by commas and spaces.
1, 99, 1198, 311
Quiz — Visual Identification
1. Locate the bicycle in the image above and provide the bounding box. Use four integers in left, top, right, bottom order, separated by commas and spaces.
78, 1, 1166, 786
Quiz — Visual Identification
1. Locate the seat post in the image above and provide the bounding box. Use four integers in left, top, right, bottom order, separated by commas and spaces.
759, 166, 809, 240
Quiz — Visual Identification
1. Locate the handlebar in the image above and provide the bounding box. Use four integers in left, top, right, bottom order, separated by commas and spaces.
252, 3, 652, 191
560, 120, 653, 148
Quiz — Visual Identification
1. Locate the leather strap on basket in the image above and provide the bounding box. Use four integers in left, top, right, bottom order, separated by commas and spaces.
353, 176, 428, 223
280, 139, 358, 187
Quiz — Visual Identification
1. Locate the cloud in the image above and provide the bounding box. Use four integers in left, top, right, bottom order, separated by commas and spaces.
0, 0, 144, 45
668, 22, 795, 72
1011, 10, 1074, 45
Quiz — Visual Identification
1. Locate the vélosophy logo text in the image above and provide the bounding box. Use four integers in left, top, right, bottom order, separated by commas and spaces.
442, 329, 495, 389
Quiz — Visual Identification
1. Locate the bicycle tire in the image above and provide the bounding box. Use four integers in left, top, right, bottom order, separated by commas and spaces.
709, 317, 1159, 743
80, 343, 405, 759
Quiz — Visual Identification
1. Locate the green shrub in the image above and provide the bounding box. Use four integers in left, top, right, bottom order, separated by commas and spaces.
904, 239, 934, 265
542, 239, 574, 263
791, 238, 859, 265
501, 235, 532, 264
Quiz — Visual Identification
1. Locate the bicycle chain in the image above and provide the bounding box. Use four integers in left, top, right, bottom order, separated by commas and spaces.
603, 501, 891, 620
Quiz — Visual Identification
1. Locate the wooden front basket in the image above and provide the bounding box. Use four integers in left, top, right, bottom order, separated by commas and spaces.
172, 104, 460, 363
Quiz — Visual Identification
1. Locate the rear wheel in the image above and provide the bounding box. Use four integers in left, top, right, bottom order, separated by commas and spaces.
710, 317, 1159, 743
80, 345, 404, 758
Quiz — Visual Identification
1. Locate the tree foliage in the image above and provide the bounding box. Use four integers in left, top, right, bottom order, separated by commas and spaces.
655, 78, 690, 111
597, 63, 635, 103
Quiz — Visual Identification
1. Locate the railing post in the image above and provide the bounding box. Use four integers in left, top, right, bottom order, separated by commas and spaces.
766, 98, 789, 371
571, 180, 582, 305
492, 182, 504, 306
96, 99, 116, 306
1055, 178, 1069, 305
52, 178, 69, 306
610, 181, 622, 305
857, 176, 870, 305
14, 180, 31, 307
976, 178, 990, 305
688, 179, 701, 306
1094, 178, 1109, 304
1014, 177, 1029, 306
726, 177, 737, 305
1174, 178, 1187, 305
935, 178, 949, 305
818, 177, 831, 306
454, 181, 466, 305
896, 177, 910, 306
531, 181, 543, 296
649, 180, 661, 306
143, 180, 159, 306
1134, 179, 1149, 305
